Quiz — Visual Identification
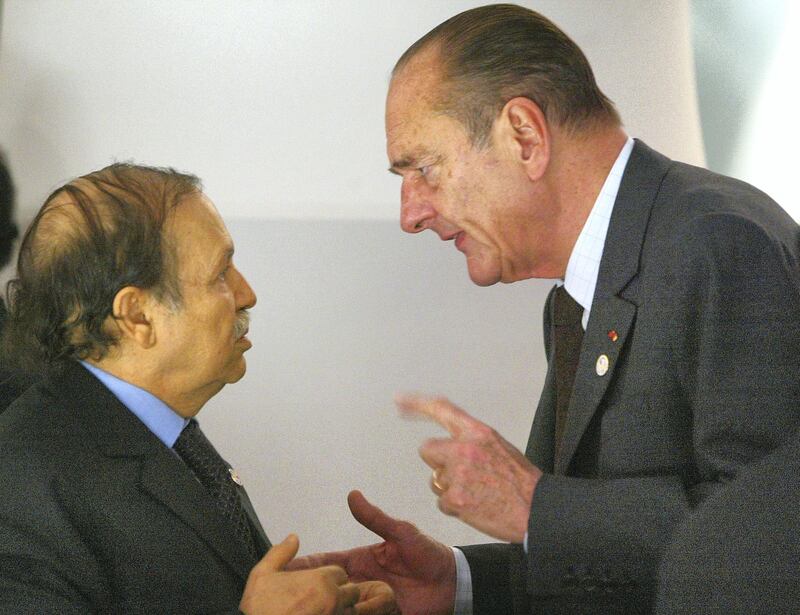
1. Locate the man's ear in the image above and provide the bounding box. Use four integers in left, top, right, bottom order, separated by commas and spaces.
111, 286, 158, 349
497, 96, 550, 181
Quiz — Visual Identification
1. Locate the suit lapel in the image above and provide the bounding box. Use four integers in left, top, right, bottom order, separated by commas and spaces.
554, 141, 671, 474
208, 443, 271, 557
138, 452, 256, 578
52, 362, 256, 580
554, 297, 637, 473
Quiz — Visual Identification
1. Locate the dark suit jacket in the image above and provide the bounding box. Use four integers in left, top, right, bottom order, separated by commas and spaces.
654, 428, 800, 614
460, 140, 800, 614
0, 368, 38, 412
0, 361, 270, 613
0, 298, 22, 410
0, 298, 41, 411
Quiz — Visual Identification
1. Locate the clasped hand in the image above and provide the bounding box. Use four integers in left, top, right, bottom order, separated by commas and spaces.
265, 394, 541, 615
240, 533, 399, 615
288, 491, 457, 615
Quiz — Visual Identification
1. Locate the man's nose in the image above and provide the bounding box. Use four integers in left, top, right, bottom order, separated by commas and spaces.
233, 267, 257, 309
400, 179, 436, 233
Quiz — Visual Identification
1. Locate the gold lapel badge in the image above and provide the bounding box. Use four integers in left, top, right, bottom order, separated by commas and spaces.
228, 468, 243, 486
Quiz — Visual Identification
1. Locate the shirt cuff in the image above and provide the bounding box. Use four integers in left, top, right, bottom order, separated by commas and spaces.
523, 530, 529, 554
452, 547, 473, 615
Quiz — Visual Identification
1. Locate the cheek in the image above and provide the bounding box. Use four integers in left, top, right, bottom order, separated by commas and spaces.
448, 176, 488, 221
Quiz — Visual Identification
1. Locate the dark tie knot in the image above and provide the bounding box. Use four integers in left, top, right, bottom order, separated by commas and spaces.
554, 286, 584, 326
174, 419, 231, 481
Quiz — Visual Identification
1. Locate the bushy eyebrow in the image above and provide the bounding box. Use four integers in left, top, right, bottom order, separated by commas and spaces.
388, 151, 440, 175
212, 246, 235, 272
388, 156, 417, 174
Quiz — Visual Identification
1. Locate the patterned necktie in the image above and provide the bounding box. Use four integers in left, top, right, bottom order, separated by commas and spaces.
553, 286, 585, 462
173, 419, 258, 561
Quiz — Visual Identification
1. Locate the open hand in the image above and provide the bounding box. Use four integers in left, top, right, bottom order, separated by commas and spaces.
289, 491, 456, 615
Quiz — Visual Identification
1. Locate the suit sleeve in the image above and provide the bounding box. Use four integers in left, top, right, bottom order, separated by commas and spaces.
522, 211, 800, 611
670, 212, 800, 480
459, 543, 526, 614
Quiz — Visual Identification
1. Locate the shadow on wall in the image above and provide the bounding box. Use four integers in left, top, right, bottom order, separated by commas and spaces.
691, 0, 787, 175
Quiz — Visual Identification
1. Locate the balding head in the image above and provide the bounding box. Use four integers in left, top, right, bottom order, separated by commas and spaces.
3, 164, 200, 369
391, 3, 620, 148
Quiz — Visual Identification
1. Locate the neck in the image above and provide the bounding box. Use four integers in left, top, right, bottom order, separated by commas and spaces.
89, 355, 207, 418
543, 124, 628, 277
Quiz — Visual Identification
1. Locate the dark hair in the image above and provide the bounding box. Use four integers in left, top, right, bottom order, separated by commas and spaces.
0, 150, 18, 268
2, 163, 201, 370
394, 3, 620, 146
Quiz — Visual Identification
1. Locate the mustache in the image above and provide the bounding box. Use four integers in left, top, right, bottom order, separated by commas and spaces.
233, 310, 250, 340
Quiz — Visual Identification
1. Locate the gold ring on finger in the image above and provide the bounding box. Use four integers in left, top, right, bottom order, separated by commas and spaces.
432, 468, 446, 493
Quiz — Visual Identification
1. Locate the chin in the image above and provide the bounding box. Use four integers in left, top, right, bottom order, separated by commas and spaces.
466, 265, 502, 287
465, 252, 503, 287
225, 358, 248, 384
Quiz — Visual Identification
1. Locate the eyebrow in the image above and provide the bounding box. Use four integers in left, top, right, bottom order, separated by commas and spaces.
388, 157, 417, 174
213, 246, 235, 270
388, 151, 439, 175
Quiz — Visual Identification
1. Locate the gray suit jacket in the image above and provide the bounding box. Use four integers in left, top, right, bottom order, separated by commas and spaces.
655, 428, 800, 614
0, 361, 270, 613
461, 140, 800, 614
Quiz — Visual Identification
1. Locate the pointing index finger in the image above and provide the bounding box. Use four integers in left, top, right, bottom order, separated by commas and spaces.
395, 394, 482, 439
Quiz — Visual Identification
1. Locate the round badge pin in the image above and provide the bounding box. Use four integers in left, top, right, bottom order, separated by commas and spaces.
596, 354, 610, 376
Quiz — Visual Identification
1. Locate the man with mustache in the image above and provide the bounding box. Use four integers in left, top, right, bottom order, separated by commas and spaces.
0, 164, 396, 615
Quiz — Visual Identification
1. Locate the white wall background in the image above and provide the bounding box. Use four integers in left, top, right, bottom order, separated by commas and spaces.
691, 0, 797, 215
0, 1, 709, 554
727, 2, 798, 212
1, 0, 704, 225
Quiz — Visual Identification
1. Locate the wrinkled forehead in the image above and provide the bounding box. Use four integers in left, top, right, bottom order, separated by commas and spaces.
164, 192, 233, 274
386, 47, 447, 130
165, 191, 227, 238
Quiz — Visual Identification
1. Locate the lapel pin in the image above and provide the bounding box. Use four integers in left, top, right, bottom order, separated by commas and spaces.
596, 354, 610, 376
228, 468, 243, 486
607, 329, 619, 342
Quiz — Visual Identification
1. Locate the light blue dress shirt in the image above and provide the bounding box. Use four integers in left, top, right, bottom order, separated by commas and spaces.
80, 361, 188, 448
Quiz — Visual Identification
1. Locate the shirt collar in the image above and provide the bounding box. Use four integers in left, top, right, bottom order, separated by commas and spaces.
79, 361, 189, 448
563, 136, 635, 329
